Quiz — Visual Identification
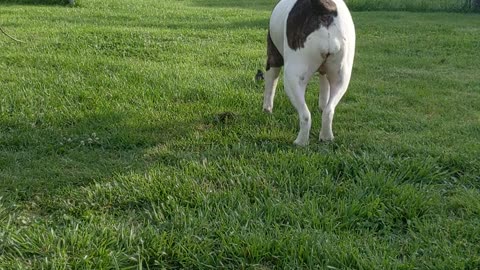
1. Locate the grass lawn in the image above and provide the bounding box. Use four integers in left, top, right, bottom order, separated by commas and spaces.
1, 0, 479, 268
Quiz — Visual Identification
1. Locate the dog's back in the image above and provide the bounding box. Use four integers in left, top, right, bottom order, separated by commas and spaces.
269, 0, 353, 60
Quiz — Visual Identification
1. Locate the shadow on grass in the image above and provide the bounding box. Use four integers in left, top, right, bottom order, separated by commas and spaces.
162, 19, 269, 31
39, 11, 269, 31
0, 110, 200, 198
0, 107, 281, 200
187, 0, 275, 10
189, 0, 476, 13
0, 0, 70, 5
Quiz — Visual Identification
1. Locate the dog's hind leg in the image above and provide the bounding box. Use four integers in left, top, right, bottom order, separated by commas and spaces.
284, 61, 319, 146
263, 31, 283, 113
318, 73, 330, 112
263, 67, 281, 113
320, 58, 353, 142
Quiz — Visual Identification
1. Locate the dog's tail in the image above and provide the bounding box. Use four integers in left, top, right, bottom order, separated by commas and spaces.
311, 0, 338, 15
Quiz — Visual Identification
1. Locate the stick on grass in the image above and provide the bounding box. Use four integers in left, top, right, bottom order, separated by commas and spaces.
0, 27, 26, 43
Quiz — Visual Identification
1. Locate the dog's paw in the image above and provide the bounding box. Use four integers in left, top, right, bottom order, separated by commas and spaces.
319, 133, 334, 142
263, 106, 273, 114
293, 138, 309, 147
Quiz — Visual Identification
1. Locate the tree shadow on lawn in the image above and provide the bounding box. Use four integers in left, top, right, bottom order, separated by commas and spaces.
44, 11, 269, 31
161, 18, 269, 31
0, 110, 200, 199
187, 0, 275, 10
0, 0, 70, 5
0, 108, 292, 201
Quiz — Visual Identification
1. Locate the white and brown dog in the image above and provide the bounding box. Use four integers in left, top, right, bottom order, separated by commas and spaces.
263, 0, 355, 146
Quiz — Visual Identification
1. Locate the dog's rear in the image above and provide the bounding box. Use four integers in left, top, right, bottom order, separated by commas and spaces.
263, 0, 355, 146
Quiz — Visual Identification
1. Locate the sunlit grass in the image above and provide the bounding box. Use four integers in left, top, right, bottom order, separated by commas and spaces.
1, 0, 479, 268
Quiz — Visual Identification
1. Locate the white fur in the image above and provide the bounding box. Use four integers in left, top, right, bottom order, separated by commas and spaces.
263, 0, 355, 146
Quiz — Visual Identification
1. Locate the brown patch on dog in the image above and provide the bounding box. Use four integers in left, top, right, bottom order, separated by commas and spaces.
287, 0, 338, 50
318, 63, 327, 75
312, 0, 337, 14
266, 30, 284, 71
318, 52, 331, 75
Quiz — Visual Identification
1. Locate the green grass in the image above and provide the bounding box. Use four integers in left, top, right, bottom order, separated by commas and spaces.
4, 0, 478, 12
347, 0, 474, 12
1, 0, 480, 268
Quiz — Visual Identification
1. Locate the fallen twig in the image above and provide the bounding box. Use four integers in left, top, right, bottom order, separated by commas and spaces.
0, 27, 26, 43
